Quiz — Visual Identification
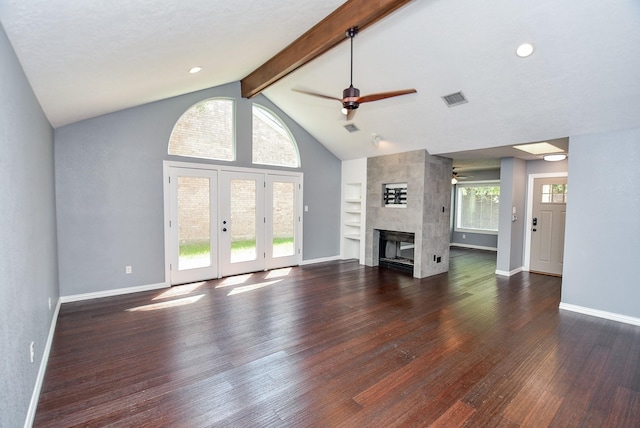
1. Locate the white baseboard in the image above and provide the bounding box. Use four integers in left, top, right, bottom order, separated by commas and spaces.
300, 255, 341, 266
24, 298, 61, 428
559, 302, 640, 327
60, 282, 169, 303
450, 243, 498, 252
495, 266, 523, 277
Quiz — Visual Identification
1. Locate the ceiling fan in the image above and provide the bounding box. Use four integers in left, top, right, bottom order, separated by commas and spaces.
293, 27, 417, 121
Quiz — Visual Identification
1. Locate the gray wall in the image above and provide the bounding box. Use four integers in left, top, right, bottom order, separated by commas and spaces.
0, 26, 59, 427
55, 82, 340, 296
496, 158, 527, 273
562, 129, 640, 318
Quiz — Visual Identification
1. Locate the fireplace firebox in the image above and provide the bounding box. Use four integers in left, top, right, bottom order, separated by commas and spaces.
378, 230, 415, 274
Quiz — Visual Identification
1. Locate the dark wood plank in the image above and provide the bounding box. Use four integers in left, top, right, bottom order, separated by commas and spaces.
240, 0, 414, 98
33, 249, 640, 427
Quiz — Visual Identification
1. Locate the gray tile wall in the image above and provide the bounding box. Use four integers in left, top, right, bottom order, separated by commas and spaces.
365, 150, 452, 278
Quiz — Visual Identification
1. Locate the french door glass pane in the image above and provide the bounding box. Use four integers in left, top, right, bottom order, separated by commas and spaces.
177, 176, 211, 270
230, 179, 257, 263
272, 181, 295, 258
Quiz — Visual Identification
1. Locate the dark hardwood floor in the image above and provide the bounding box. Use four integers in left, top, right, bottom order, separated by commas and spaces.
35, 248, 640, 427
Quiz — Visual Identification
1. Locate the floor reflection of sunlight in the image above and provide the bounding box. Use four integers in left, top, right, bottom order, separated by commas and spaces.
153, 282, 205, 300
228, 279, 282, 296
126, 294, 205, 312
216, 274, 253, 288
265, 267, 292, 279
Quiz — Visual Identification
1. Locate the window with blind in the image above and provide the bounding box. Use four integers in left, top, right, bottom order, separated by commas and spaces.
455, 181, 500, 233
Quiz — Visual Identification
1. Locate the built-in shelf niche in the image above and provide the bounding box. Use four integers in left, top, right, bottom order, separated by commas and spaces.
343, 183, 363, 242
341, 158, 367, 264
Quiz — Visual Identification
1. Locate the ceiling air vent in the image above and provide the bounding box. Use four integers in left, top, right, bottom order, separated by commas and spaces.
442, 91, 468, 107
343, 123, 359, 133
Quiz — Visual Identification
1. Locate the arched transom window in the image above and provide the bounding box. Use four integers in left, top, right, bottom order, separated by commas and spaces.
252, 104, 300, 168
168, 98, 234, 161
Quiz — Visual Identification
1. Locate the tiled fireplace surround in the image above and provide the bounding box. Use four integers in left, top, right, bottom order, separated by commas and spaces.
364, 150, 452, 278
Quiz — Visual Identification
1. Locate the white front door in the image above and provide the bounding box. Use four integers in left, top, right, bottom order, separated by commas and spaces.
168, 167, 218, 285
530, 177, 567, 276
219, 171, 266, 277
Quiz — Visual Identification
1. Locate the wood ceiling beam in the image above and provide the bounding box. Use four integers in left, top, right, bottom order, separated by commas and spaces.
240, 0, 413, 99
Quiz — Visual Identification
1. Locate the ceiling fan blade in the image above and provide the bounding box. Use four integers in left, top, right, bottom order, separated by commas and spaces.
346, 109, 357, 121
292, 88, 342, 102
358, 89, 417, 103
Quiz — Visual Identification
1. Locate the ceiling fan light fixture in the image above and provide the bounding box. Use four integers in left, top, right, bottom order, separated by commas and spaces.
543, 154, 567, 162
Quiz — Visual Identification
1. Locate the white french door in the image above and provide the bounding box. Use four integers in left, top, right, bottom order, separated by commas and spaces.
219, 171, 266, 277
266, 175, 301, 270
164, 162, 302, 284
168, 167, 218, 285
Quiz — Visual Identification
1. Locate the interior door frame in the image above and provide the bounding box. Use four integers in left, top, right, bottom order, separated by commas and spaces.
523, 171, 568, 272
163, 160, 303, 283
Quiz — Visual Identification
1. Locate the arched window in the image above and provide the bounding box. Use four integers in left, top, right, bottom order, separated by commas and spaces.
252, 104, 300, 168
168, 98, 234, 161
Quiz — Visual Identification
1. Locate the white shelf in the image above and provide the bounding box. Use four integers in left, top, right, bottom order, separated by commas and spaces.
342, 182, 364, 260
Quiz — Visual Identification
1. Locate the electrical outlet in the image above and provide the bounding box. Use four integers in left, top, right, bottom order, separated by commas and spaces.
126, 266, 132, 274
30, 341, 35, 363
462, 234, 466, 239
48, 297, 52, 310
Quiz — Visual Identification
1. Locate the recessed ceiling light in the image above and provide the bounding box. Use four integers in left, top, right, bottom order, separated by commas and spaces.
543, 154, 567, 162
516, 43, 534, 58
513, 142, 563, 155
189, 66, 202, 74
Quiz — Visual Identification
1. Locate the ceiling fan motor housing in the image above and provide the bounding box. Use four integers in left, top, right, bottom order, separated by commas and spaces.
343, 85, 360, 109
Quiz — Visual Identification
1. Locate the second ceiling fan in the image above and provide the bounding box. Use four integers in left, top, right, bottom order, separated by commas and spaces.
293, 27, 417, 120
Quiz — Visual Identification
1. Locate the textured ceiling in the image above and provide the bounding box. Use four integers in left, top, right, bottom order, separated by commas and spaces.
1, 0, 640, 163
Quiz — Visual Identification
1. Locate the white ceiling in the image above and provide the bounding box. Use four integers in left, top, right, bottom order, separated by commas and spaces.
2, 0, 640, 164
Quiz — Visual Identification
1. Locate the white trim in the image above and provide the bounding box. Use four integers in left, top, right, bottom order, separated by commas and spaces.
300, 255, 341, 265
524, 172, 568, 271
24, 298, 61, 428
495, 266, 523, 277
60, 282, 168, 303
450, 243, 497, 252
559, 302, 640, 327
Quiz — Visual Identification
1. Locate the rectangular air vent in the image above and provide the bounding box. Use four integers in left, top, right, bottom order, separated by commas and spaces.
442, 91, 468, 107
343, 123, 359, 133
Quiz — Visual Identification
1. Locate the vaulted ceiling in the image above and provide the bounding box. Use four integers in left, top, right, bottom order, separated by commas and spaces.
1, 0, 639, 165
